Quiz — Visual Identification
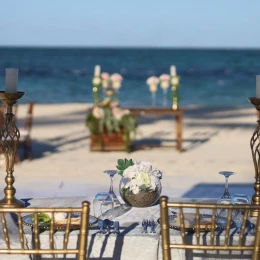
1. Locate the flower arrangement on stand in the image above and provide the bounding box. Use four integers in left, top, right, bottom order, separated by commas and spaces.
170, 65, 181, 110
92, 65, 102, 103
146, 76, 159, 106
116, 159, 163, 207
145, 66, 181, 108
86, 98, 137, 151
110, 73, 123, 92
159, 74, 171, 107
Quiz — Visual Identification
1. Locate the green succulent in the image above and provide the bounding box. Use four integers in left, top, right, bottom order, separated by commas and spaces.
116, 158, 134, 176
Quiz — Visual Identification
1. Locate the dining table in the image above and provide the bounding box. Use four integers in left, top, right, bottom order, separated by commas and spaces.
0, 196, 257, 260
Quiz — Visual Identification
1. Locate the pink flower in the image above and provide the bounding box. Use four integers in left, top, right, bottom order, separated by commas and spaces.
110, 73, 123, 82
101, 72, 110, 80
146, 76, 159, 85
159, 74, 170, 81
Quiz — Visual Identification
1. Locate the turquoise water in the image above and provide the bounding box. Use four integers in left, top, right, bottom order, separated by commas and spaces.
0, 47, 259, 106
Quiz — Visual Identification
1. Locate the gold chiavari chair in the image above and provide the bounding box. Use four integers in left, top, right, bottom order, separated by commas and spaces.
0, 201, 90, 260
160, 196, 260, 260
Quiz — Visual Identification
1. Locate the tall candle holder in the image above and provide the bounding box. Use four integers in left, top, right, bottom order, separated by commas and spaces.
248, 97, 260, 216
0, 91, 25, 208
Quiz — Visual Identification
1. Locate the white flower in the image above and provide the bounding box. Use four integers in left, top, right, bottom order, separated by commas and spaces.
92, 106, 104, 119
146, 76, 159, 86
136, 172, 151, 187
92, 77, 101, 85
121, 160, 163, 194
149, 84, 157, 93
132, 186, 140, 194
123, 166, 138, 178
110, 73, 123, 82
101, 72, 110, 80
112, 80, 121, 90
149, 174, 158, 190
112, 107, 123, 120
171, 77, 179, 86
102, 80, 109, 89
159, 74, 170, 81
161, 81, 170, 90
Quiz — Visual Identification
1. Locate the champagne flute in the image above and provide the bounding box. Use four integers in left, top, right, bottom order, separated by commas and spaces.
216, 171, 236, 227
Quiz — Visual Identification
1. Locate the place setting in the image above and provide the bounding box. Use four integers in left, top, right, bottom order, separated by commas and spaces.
157, 171, 256, 235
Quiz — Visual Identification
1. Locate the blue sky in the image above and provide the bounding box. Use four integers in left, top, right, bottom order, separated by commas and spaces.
0, 0, 260, 48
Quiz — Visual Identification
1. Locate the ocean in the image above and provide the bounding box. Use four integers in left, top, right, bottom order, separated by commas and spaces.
0, 47, 259, 107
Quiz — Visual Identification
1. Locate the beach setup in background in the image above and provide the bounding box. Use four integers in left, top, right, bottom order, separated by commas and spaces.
1, 0, 260, 258
0, 64, 259, 258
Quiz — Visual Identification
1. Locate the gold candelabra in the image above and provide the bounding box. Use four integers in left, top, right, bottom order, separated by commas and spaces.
0, 91, 25, 208
248, 97, 260, 216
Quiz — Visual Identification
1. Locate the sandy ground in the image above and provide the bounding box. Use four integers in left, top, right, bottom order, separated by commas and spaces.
0, 103, 258, 201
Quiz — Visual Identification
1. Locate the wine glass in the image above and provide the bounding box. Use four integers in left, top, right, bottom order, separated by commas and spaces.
217, 171, 235, 204
231, 194, 251, 233
93, 192, 114, 219
93, 170, 122, 220
104, 170, 121, 207
216, 171, 236, 227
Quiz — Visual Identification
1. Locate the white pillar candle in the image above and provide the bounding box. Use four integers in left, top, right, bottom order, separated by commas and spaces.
256, 75, 260, 98
5, 68, 18, 93
94, 65, 101, 77
170, 65, 176, 76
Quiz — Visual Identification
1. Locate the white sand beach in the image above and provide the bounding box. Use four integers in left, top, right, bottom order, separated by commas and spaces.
2, 103, 257, 201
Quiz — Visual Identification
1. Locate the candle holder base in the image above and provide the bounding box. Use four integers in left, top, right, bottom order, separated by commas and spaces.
0, 197, 24, 208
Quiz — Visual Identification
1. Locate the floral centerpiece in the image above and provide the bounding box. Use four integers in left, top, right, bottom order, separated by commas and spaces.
146, 76, 159, 93
110, 73, 123, 90
86, 98, 137, 151
116, 159, 162, 207
159, 74, 170, 90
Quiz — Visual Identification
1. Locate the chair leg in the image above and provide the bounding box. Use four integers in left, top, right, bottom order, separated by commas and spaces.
24, 138, 32, 160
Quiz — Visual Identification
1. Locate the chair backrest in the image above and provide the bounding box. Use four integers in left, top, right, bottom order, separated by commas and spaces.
0, 201, 90, 260
160, 196, 260, 260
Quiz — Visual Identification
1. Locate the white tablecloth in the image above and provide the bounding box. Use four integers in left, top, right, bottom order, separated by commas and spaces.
0, 196, 256, 260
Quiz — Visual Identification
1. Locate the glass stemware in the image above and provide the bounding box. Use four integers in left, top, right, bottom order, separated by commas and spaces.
162, 89, 168, 107
217, 171, 235, 204
93, 170, 122, 220
216, 171, 236, 227
104, 170, 121, 207
231, 194, 251, 233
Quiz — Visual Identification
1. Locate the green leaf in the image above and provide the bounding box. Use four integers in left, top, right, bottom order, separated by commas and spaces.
116, 158, 134, 175
116, 165, 125, 171
139, 184, 148, 191
117, 159, 125, 166
118, 170, 124, 176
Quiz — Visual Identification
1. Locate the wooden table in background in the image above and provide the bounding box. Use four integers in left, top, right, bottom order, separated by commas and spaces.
127, 108, 184, 152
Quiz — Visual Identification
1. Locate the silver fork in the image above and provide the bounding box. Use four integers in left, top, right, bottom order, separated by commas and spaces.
142, 219, 148, 233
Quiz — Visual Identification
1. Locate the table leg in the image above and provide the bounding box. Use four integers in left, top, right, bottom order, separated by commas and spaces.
176, 113, 183, 152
